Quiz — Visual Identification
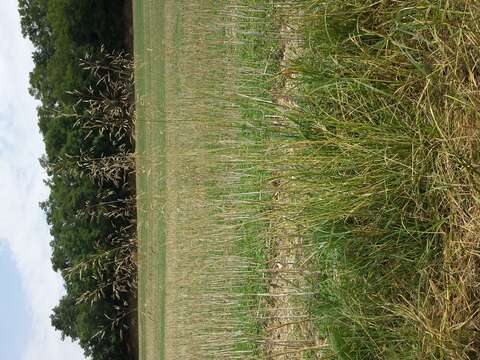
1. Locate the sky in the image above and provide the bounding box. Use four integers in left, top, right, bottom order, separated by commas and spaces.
0, 244, 30, 360
0, 0, 85, 359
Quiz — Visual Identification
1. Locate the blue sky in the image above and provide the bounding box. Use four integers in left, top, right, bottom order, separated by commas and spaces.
0, 243, 31, 360
0, 0, 85, 358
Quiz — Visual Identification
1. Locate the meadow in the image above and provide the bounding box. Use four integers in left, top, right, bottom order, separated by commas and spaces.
134, 1, 480, 359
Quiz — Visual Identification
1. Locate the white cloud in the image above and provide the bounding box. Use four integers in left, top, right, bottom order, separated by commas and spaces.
0, 0, 85, 359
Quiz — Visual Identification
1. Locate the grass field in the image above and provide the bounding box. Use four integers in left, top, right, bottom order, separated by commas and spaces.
134, 1, 480, 359
133, 0, 166, 359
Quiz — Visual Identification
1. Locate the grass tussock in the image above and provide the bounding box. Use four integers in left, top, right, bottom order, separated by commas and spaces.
271, 1, 480, 358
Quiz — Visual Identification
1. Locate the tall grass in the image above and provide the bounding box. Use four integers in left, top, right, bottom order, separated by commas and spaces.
151, 1, 324, 358
272, 1, 480, 358
137, 0, 480, 358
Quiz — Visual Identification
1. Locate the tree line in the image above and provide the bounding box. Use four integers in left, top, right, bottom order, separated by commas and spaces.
19, 1, 137, 359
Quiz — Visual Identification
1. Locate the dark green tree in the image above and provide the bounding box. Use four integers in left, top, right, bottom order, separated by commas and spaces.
20, 1, 136, 359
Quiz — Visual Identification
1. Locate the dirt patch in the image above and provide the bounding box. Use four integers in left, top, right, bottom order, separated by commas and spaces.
263, 6, 325, 359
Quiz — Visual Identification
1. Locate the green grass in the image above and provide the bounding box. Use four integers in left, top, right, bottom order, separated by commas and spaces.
133, 1, 276, 358
273, 1, 480, 358
133, 0, 166, 359
133, 0, 480, 359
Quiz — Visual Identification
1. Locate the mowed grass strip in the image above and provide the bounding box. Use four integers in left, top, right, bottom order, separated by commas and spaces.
133, 0, 166, 359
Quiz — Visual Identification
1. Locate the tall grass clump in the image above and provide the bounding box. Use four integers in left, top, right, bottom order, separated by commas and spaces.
272, 1, 480, 358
